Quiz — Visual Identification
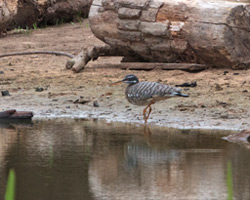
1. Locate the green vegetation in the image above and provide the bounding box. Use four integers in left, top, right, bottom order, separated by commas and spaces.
85, 22, 89, 29
5, 169, 16, 200
227, 161, 233, 200
32, 23, 38, 30
11, 14, 88, 35
13, 26, 30, 34
73, 11, 84, 23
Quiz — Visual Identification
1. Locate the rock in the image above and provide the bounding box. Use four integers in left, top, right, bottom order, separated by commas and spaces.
176, 81, 197, 87
93, 100, 100, 107
73, 96, 90, 104
215, 84, 223, 91
1, 90, 10, 96
35, 87, 44, 92
216, 101, 229, 107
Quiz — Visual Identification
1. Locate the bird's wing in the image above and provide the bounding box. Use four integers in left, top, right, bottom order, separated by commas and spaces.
126, 82, 183, 105
150, 83, 181, 98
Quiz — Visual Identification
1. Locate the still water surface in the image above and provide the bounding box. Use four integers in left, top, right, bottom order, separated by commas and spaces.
0, 119, 250, 200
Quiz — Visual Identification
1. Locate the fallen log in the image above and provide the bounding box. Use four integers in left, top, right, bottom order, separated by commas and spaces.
0, 110, 33, 119
66, 45, 124, 72
0, 0, 18, 35
90, 62, 208, 71
87, 0, 250, 69
0, 0, 92, 33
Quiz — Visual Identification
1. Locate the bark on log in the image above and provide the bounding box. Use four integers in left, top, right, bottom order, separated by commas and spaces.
42, 0, 92, 25
89, 0, 250, 69
0, 0, 92, 33
0, 0, 18, 35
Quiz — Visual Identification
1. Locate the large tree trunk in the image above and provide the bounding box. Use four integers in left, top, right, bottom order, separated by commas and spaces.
42, 0, 92, 25
89, 0, 250, 69
0, 0, 92, 32
0, 0, 18, 35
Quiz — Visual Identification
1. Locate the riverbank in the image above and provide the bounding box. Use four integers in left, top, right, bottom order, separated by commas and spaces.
0, 20, 249, 130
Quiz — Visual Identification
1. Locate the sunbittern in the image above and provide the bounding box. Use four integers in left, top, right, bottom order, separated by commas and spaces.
111, 74, 189, 123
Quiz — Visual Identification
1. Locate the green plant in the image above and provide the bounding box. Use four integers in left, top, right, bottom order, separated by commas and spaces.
227, 161, 233, 200
73, 11, 84, 23
85, 22, 89, 29
55, 18, 65, 26
5, 169, 16, 200
13, 26, 29, 34
32, 23, 38, 30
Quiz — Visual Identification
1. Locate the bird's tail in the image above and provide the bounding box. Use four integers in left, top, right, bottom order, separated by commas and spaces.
179, 93, 189, 97
173, 91, 189, 97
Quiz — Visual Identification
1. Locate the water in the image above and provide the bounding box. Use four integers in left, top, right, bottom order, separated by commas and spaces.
0, 119, 250, 200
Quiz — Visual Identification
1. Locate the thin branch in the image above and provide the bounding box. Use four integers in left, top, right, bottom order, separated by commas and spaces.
0, 51, 74, 58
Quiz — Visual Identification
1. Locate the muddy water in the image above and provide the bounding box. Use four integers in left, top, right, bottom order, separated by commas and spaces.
0, 119, 249, 200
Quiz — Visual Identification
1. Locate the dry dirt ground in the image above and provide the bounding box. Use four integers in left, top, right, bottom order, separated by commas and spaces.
0, 20, 249, 130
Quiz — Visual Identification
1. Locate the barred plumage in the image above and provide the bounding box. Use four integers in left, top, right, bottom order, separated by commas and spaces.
125, 81, 182, 106
111, 74, 189, 123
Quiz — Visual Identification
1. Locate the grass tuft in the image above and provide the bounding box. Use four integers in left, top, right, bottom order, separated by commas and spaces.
227, 161, 233, 200
5, 169, 16, 200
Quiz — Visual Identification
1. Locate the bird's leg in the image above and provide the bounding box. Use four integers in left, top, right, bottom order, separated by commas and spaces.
146, 105, 152, 119
143, 106, 149, 123
143, 101, 155, 123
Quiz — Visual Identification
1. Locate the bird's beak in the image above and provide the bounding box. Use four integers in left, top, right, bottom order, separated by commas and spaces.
110, 80, 124, 86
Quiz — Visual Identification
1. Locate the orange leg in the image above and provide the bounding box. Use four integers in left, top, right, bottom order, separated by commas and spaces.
146, 105, 152, 120
143, 101, 155, 123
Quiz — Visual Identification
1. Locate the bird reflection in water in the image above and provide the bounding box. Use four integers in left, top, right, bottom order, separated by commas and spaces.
123, 125, 181, 171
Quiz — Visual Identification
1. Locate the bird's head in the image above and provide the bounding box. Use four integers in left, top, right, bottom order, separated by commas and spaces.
111, 74, 139, 86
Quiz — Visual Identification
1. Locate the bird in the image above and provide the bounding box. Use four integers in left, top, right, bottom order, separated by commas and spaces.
111, 74, 189, 123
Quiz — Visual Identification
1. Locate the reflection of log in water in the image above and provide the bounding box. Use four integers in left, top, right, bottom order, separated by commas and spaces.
0, 119, 33, 129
